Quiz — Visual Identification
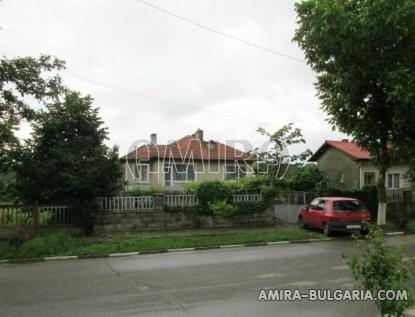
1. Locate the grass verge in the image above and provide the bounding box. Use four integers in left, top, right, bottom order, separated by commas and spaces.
0, 229, 322, 260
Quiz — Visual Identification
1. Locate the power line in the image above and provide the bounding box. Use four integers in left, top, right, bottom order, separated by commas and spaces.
0, 49, 279, 127
135, 0, 305, 63
67, 72, 278, 126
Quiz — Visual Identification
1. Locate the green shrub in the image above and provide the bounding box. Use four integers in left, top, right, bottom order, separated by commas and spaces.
196, 180, 232, 206
124, 186, 176, 196
234, 201, 268, 215
387, 203, 410, 231
183, 182, 199, 194
163, 205, 198, 213
287, 164, 328, 191
68, 199, 99, 236
345, 223, 414, 316
210, 200, 237, 217
235, 175, 272, 192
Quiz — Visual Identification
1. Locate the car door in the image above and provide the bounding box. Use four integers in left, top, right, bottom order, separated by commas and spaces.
314, 199, 327, 229
304, 198, 320, 228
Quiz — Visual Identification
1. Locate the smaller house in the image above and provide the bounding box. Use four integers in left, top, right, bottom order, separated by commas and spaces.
309, 139, 411, 189
121, 129, 255, 191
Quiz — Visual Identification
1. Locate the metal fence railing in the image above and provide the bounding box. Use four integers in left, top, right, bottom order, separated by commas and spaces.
0, 205, 69, 228
166, 195, 198, 207
275, 192, 316, 205
99, 196, 154, 211
232, 194, 262, 203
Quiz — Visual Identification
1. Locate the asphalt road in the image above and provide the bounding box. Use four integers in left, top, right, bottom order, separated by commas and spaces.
1, 235, 415, 317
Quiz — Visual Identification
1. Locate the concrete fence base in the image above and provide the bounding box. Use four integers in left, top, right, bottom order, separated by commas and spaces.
95, 207, 275, 231
274, 204, 305, 224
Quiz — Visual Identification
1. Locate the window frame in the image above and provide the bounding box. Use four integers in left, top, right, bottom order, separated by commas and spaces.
364, 172, 376, 186
132, 163, 150, 183
223, 162, 248, 180
166, 163, 196, 184
387, 173, 401, 189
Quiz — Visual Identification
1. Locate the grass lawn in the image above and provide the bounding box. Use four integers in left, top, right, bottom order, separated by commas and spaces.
0, 229, 322, 260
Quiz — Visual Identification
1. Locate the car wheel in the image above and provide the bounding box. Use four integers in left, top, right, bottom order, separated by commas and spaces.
323, 223, 331, 237
298, 217, 307, 229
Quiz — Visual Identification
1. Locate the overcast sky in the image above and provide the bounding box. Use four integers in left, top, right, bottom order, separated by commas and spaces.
0, 0, 348, 156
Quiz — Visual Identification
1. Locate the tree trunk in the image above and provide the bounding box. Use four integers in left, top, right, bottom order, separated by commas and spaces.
377, 164, 387, 226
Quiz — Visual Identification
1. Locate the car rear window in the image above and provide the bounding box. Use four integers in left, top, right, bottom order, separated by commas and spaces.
333, 200, 368, 212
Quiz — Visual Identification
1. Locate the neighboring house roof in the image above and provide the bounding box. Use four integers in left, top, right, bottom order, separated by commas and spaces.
121, 130, 254, 162
309, 140, 371, 162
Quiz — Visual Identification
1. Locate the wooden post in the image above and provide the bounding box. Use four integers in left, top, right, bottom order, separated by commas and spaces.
33, 201, 40, 235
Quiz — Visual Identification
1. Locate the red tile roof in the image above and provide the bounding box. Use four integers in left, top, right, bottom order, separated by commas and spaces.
121, 133, 254, 162
309, 140, 371, 161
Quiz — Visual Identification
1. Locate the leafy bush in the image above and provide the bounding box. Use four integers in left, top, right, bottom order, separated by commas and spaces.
124, 186, 180, 196
345, 223, 414, 316
287, 164, 328, 191
183, 182, 199, 194
163, 205, 198, 214
196, 180, 233, 206
234, 201, 268, 215
210, 200, 237, 217
387, 203, 410, 231
68, 199, 99, 236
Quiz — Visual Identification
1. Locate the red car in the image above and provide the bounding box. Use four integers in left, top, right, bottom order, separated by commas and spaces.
298, 197, 371, 236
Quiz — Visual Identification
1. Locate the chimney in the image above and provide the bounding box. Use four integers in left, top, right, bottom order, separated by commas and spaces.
150, 133, 157, 147
195, 129, 204, 142
341, 139, 349, 142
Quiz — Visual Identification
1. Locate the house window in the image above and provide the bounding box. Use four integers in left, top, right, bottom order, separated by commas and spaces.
224, 163, 247, 180
132, 163, 149, 183
337, 172, 344, 185
387, 173, 400, 189
170, 164, 195, 182
364, 172, 376, 186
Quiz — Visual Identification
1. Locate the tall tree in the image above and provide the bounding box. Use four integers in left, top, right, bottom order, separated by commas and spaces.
16, 91, 122, 234
256, 123, 311, 188
293, 0, 415, 224
0, 55, 65, 167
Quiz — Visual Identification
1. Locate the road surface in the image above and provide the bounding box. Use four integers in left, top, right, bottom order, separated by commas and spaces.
1, 235, 415, 317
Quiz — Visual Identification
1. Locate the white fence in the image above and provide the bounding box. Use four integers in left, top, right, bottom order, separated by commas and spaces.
387, 190, 403, 202
232, 194, 262, 203
100, 194, 263, 211
386, 190, 415, 202
99, 196, 154, 211
166, 195, 198, 207
276, 192, 316, 205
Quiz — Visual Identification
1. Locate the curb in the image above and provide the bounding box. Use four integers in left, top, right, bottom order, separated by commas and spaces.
0, 237, 334, 264
2, 232, 411, 264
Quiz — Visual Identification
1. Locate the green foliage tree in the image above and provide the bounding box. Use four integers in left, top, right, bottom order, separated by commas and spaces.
287, 164, 328, 191
15, 91, 122, 234
345, 223, 413, 316
293, 0, 415, 225
0, 55, 65, 167
256, 123, 311, 188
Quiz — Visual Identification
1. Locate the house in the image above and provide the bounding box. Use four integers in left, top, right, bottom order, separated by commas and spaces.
309, 139, 411, 189
121, 129, 255, 191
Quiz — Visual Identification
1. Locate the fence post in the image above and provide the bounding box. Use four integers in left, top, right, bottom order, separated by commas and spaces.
33, 201, 40, 235
153, 193, 166, 211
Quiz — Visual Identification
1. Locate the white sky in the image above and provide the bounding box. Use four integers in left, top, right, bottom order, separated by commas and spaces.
0, 0, 348, 157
